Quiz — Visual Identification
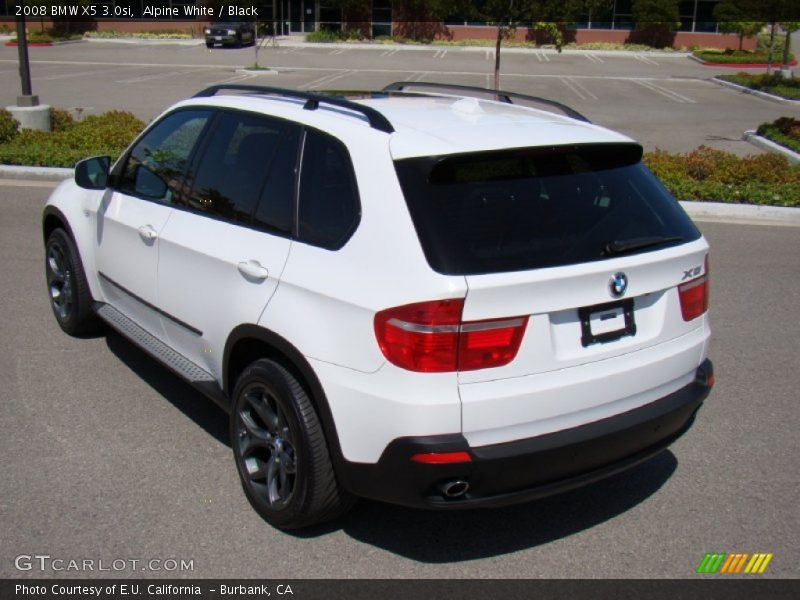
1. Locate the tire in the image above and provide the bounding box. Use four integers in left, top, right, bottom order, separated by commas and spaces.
206, 41, 214, 49
230, 359, 354, 529
45, 228, 97, 336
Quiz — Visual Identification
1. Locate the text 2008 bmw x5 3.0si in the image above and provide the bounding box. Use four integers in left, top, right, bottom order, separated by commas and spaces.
42, 82, 713, 530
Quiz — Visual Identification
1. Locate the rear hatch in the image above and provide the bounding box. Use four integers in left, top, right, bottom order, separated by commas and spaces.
393, 143, 709, 384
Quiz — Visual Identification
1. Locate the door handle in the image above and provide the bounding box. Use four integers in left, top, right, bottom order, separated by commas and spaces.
237, 260, 269, 282
137, 225, 158, 242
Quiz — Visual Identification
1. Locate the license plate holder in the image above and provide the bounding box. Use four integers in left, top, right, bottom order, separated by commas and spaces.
579, 299, 636, 347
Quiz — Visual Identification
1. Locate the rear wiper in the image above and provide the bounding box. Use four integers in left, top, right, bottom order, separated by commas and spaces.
603, 236, 683, 256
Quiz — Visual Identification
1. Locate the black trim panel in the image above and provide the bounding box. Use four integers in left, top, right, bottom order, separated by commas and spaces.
98, 271, 203, 336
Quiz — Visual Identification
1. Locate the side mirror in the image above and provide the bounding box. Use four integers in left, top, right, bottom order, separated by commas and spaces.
75, 156, 110, 190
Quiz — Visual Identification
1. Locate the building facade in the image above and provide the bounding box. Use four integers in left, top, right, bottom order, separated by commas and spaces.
0, 1, 754, 49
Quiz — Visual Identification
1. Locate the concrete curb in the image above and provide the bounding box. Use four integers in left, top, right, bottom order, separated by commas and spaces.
680, 201, 800, 226
711, 77, 800, 105
0, 165, 73, 181
743, 130, 800, 164
74, 34, 689, 57
281, 39, 690, 58
84, 37, 203, 46
0, 165, 796, 225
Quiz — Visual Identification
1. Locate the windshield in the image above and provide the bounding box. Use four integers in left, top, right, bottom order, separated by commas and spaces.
394, 143, 700, 275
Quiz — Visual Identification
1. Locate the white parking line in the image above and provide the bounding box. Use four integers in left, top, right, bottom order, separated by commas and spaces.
36, 69, 117, 82
211, 71, 258, 85
539, 51, 550, 63
433, 49, 448, 59
380, 48, 400, 57
635, 54, 659, 66
485, 49, 492, 61
328, 48, 348, 55
584, 53, 604, 63
116, 69, 201, 84
571, 78, 597, 100
300, 70, 352, 90
278, 47, 299, 54
561, 77, 586, 100
636, 80, 695, 103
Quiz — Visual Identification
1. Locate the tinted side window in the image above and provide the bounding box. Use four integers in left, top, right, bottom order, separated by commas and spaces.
298, 130, 360, 249
181, 111, 297, 227
117, 110, 211, 203
252, 125, 300, 235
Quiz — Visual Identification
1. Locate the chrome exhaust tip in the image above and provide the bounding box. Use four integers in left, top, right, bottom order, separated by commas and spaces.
441, 480, 470, 499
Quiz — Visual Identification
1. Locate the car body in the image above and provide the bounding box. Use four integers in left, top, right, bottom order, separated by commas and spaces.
43, 83, 713, 529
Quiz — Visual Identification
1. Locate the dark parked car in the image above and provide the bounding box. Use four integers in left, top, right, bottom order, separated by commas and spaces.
204, 21, 256, 48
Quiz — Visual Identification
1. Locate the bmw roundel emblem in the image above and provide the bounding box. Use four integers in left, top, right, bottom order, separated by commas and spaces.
610, 272, 628, 298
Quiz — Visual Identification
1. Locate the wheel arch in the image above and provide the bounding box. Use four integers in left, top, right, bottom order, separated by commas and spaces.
42, 205, 75, 245
223, 324, 347, 468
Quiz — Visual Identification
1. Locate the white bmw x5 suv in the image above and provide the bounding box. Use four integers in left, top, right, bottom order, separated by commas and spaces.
43, 83, 713, 529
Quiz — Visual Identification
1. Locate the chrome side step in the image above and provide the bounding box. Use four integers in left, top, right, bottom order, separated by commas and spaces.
95, 303, 229, 411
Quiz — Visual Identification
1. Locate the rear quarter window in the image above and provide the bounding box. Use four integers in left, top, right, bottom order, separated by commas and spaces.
394, 143, 700, 275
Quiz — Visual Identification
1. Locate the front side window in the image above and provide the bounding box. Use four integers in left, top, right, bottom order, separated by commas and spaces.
117, 110, 212, 203
297, 130, 360, 249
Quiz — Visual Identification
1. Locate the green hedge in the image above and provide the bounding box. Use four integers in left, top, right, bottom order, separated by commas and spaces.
717, 72, 800, 100
644, 146, 800, 207
0, 110, 145, 168
694, 49, 795, 64
757, 117, 800, 154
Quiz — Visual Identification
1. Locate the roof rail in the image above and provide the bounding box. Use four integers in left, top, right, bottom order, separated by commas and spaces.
193, 84, 395, 133
382, 81, 591, 123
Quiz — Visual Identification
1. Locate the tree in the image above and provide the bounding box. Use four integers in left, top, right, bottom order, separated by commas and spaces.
630, 0, 680, 48
475, 1, 611, 91
780, 22, 799, 72
714, 0, 764, 51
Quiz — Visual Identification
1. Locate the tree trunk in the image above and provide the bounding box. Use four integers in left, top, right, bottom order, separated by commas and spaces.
782, 27, 792, 69
766, 22, 776, 74
739, 33, 743, 51
494, 25, 502, 93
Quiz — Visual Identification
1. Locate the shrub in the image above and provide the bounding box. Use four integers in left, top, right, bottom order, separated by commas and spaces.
644, 146, 800, 206
305, 29, 345, 43
0, 110, 145, 168
0, 109, 19, 143
50, 108, 75, 132
717, 72, 800, 100
694, 49, 795, 64
756, 117, 800, 154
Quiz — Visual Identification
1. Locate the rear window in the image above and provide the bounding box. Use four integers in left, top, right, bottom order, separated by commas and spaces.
394, 144, 700, 275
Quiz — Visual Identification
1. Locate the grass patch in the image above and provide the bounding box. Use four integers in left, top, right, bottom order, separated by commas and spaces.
717, 72, 800, 100
0, 109, 145, 168
756, 117, 800, 154
693, 49, 795, 64
644, 146, 800, 207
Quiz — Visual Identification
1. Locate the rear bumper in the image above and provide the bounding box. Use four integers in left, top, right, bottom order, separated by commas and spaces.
339, 359, 713, 509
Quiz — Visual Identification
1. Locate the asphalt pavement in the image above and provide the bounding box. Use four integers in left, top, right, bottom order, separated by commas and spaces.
0, 181, 798, 578
1, 40, 798, 154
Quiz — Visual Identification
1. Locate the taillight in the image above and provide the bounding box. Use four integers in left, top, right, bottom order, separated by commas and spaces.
374, 299, 528, 372
679, 255, 710, 321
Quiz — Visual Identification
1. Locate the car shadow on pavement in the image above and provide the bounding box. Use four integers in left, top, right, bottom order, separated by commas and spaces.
104, 330, 230, 447
102, 327, 677, 562
301, 451, 678, 562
